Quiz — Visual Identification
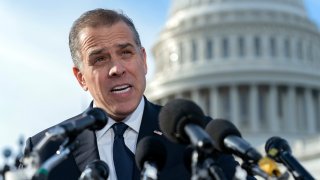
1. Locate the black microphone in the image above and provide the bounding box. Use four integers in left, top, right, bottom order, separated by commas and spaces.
159, 99, 214, 153
205, 119, 262, 163
59, 107, 108, 137
79, 160, 109, 180
30, 107, 108, 176
35, 107, 108, 152
159, 99, 228, 180
265, 136, 315, 180
34, 107, 107, 153
135, 136, 167, 180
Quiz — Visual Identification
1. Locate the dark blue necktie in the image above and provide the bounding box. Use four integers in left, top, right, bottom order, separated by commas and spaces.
112, 122, 134, 180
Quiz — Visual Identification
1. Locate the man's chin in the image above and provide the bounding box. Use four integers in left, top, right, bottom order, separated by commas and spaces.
111, 109, 135, 121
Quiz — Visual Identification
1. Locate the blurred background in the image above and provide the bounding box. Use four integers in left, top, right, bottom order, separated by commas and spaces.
0, 0, 319, 178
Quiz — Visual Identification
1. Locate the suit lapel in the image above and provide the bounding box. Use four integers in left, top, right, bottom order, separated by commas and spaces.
72, 129, 100, 172
133, 98, 162, 180
71, 103, 100, 173
137, 99, 161, 142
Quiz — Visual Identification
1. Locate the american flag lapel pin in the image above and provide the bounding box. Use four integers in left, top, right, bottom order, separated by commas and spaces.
153, 130, 163, 136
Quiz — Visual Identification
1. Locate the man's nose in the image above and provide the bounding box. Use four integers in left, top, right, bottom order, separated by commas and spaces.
109, 60, 125, 77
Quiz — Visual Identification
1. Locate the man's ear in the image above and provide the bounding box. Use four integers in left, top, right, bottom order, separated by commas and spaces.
141, 47, 148, 75
73, 67, 88, 91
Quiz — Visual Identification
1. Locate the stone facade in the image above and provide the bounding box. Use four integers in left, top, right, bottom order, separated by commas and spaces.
146, 0, 320, 177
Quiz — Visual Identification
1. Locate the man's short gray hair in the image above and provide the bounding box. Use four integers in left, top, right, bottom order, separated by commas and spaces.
69, 8, 142, 68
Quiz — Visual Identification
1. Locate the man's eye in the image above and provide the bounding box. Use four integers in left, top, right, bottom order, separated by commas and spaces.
94, 57, 105, 63
121, 51, 132, 57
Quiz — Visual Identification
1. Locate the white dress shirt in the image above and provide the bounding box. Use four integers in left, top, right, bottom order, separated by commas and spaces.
95, 98, 145, 180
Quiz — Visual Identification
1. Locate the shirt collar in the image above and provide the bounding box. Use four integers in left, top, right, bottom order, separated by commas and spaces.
95, 97, 145, 140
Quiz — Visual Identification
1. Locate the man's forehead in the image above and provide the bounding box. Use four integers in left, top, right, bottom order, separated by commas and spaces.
78, 23, 136, 45
79, 21, 132, 37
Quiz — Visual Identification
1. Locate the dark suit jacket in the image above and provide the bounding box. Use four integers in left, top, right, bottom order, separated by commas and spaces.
24, 98, 240, 180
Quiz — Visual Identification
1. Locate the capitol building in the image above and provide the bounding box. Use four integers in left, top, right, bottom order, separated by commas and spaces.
146, 0, 320, 177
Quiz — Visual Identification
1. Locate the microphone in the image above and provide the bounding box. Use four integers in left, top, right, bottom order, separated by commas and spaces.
79, 160, 109, 180
28, 108, 108, 179
135, 136, 167, 180
34, 107, 108, 152
205, 119, 287, 179
265, 136, 315, 180
205, 119, 262, 163
159, 99, 214, 153
58, 107, 108, 137
159, 99, 228, 180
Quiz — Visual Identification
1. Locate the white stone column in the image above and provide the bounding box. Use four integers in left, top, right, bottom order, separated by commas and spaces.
276, 35, 284, 62
179, 40, 185, 67
191, 88, 204, 112
230, 85, 240, 128
262, 35, 269, 60
246, 35, 254, 60
268, 84, 279, 132
287, 86, 296, 132
214, 36, 221, 62
291, 37, 298, 63
287, 38, 293, 61
198, 38, 206, 64
210, 86, 219, 118
230, 35, 237, 60
305, 87, 316, 133
185, 39, 193, 65
249, 84, 259, 132
280, 89, 286, 129
302, 40, 308, 63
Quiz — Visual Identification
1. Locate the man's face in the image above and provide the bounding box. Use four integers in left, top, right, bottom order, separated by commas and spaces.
73, 21, 147, 121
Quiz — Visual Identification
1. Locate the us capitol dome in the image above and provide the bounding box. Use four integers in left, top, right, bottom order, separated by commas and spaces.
146, 0, 320, 176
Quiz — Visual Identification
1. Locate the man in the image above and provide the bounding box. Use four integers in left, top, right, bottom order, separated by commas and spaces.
24, 9, 240, 180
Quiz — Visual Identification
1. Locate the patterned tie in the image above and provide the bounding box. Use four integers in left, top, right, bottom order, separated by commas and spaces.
112, 122, 134, 180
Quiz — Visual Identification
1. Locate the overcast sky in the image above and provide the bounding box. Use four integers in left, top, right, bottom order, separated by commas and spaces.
0, 0, 319, 165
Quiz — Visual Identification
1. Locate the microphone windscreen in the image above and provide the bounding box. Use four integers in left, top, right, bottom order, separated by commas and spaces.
159, 99, 205, 144
83, 160, 109, 179
135, 136, 167, 171
265, 136, 292, 162
86, 107, 108, 131
205, 119, 241, 152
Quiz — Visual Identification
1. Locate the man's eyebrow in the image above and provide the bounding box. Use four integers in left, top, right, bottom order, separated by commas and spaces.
88, 48, 105, 58
117, 43, 134, 49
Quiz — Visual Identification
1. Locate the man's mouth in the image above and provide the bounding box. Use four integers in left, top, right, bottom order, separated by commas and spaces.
111, 84, 132, 94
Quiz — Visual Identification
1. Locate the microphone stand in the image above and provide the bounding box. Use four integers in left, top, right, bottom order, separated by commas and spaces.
241, 162, 269, 179
140, 162, 158, 180
190, 149, 227, 180
32, 139, 79, 180
204, 158, 228, 180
